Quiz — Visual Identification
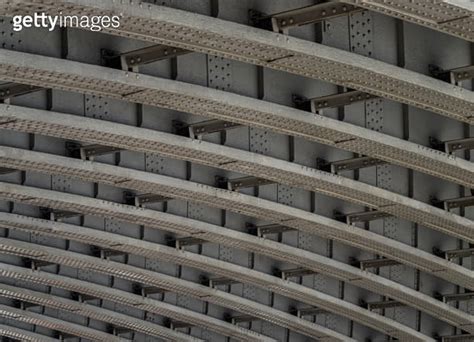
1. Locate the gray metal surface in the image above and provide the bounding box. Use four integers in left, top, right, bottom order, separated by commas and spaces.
1, 1, 473, 124
0, 54, 472, 189
0, 105, 471, 242
0, 201, 470, 337
0, 303, 125, 342
0, 263, 351, 342
0, 289, 193, 342
0, 237, 436, 341
0, 323, 59, 342
0, 0, 472, 340
0, 148, 473, 289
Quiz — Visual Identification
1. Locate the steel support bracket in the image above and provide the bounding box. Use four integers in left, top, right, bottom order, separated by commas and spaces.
430, 136, 474, 153
250, 2, 362, 34
294, 307, 325, 317
436, 290, 474, 303
39, 207, 82, 222
80, 144, 122, 161
23, 258, 55, 270
102, 45, 189, 71
16, 301, 42, 310
124, 192, 172, 207
173, 119, 240, 139
355, 258, 401, 270
294, 90, 376, 113
276, 267, 316, 280
335, 210, 392, 225
71, 292, 97, 303
0, 83, 43, 101
247, 222, 295, 237
432, 195, 474, 211
141, 286, 167, 297
208, 277, 240, 288
169, 321, 194, 330
174, 236, 206, 249
318, 156, 385, 173
230, 315, 256, 324
228, 176, 275, 191
433, 247, 474, 260
439, 334, 474, 342
430, 63, 474, 85
365, 299, 404, 311
0, 167, 17, 175
112, 327, 134, 336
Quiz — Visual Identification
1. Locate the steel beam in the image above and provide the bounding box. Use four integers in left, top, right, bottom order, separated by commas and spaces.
0, 284, 197, 342
0, 150, 472, 290
0, 3, 472, 123
4, 106, 469, 245
0, 259, 354, 342
0, 323, 59, 342
0, 303, 121, 342
0, 210, 468, 339
340, 0, 474, 42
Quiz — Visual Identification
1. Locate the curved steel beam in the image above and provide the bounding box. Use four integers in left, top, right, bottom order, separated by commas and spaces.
0, 196, 471, 334
0, 283, 241, 342
0, 104, 472, 243
0, 1, 472, 124
0, 54, 472, 190
0, 147, 472, 290
0, 303, 125, 342
0, 263, 349, 342
0, 323, 59, 342
0, 237, 435, 341
0, 285, 203, 342
343, 0, 474, 42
